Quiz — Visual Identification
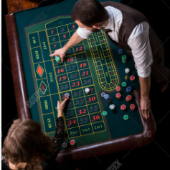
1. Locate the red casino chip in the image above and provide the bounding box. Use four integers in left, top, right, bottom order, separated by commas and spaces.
70, 139, 76, 146
126, 95, 132, 102
130, 104, 135, 111
120, 104, 126, 111
130, 75, 135, 81
116, 93, 121, 99
116, 86, 121, 92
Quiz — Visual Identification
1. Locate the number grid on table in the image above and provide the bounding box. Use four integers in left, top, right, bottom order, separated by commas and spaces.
46, 18, 106, 139
26, 16, 107, 138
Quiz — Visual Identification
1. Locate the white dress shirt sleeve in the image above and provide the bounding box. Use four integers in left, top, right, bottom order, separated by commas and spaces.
127, 22, 153, 78
77, 27, 92, 39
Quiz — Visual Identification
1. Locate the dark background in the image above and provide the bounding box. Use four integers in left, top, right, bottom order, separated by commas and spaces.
2, 0, 170, 169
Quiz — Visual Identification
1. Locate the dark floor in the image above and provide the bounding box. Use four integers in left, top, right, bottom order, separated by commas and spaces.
2, 0, 170, 169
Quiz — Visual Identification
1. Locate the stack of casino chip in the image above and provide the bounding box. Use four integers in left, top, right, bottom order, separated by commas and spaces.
102, 111, 107, 116
125, 75, 129, 80
101, 92, 106, 98
118, 49, 123, 54
123, 115, 129, 120
120, 104, 126, 111
55, 56, 61, 64
116, 86, 121, 92
104, 94, 112, 102
126, 86, 132, 92
121, 82, 127, 88
130, 75, 135, 81
109, 104, 116, 110
116, 93, 121, 100
130, 104, 135, 111
62, 142, 68, 148
126, 95, 132, 102
121, 55, 127, 63
70, 139, 76, 146
125, 68, 130, 74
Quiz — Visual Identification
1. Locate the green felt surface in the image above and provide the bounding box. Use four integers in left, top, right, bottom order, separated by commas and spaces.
14, 0, 143, 149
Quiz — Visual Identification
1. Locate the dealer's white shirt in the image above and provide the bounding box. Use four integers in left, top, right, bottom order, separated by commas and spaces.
77, 6, 153, 78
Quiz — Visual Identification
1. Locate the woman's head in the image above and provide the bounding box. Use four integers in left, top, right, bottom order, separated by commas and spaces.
2, 119, 53, 166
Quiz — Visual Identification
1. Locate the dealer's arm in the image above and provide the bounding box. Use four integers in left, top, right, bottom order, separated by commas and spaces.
139, 76, 151, 119
128, 22, 153, 119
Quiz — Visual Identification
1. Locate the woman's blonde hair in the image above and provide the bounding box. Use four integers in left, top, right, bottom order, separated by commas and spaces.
2, 119, 55, 169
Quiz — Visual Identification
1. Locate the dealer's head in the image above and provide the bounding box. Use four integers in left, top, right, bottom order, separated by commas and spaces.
71, 0, 109, 32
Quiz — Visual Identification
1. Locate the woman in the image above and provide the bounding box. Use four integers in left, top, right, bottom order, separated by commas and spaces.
2, 97, 72, 170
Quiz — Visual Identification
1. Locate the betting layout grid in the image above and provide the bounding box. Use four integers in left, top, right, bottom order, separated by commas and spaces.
27, 16, 107, 139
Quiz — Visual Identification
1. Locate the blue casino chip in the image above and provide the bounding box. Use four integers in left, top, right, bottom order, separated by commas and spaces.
126, 86, 132, 92
104, 94, 110, 100
118, 49, 123, 54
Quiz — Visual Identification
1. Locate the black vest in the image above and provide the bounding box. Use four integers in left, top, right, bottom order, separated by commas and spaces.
101, 1, 149, 55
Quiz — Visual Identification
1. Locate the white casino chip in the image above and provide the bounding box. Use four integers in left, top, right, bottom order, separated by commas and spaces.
65, 93, 70, 97
85, 88, 90, 94
109, 104, 116, 110
125, 68, 130, 74
101, 92, 106, 98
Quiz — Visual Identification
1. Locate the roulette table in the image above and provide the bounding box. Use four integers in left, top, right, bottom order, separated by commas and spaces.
5, 0, 156, 163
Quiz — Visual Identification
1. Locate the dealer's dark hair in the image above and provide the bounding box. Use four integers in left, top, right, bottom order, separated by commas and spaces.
2, 119, 56, 170
71, 0, 109, 27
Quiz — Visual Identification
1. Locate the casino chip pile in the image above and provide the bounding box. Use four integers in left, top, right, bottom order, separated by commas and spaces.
130, 75, 135, 81
126, 86, 131, 92
125, 68, 130, 74
104, 94, 112, 103
62, 142, 67, 148
109, 104, 116, 110
130, 104, 135, 111
121, 82, 127, 88
70, 139, 76, 146
123, 115, 129, 120
100, 49, 137, 121
102, 111, 108, 116
118, 49, 123, 54
121, 55, 127, 63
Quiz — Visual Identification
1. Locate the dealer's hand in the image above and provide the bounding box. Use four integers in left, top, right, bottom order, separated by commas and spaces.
57, 97, 70, 117
49, 47, 67, 63
140, 97, 151, 119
